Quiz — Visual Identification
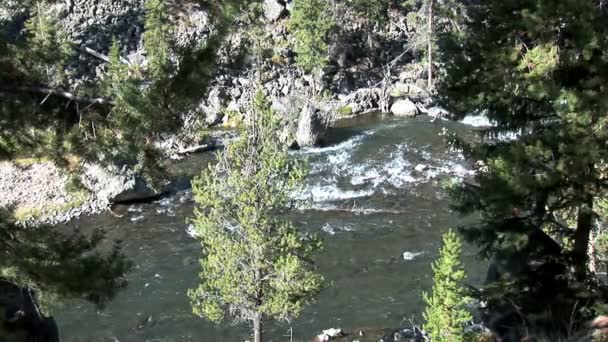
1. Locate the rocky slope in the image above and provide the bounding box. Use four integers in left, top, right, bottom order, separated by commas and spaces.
0, 0, 436, 223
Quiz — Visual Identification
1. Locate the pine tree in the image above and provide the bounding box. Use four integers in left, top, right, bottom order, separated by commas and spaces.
143, 0, 173, 81
423, 229, 471, 342
188, 92, 324, 342
402, 0, 464, 88
347, 0, 389, 50
439, 0, 608, 334
288, 0, 334, 73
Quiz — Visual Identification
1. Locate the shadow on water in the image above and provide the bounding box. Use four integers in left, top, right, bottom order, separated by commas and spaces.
323, 112, 387, 147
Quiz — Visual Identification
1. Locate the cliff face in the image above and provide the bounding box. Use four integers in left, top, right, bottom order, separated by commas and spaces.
0, 0, 430, 126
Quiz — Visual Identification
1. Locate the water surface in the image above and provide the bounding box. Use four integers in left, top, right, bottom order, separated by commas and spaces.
54, 115, 486, 341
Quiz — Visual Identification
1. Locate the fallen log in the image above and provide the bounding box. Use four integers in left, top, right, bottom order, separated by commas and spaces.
3, 86, 115, 105
176, 144, 212, 155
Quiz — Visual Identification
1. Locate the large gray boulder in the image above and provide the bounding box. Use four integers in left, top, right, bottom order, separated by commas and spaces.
81, 163, 159, 205
390, 98, 419, 117
204, 87, 229, 126
264, 0, 286, 22
296, 103, 325, 147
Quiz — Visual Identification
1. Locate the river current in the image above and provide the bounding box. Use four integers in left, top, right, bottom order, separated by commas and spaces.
53, 114, 487, 341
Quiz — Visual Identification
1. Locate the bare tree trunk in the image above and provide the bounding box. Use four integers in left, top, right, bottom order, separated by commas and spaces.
253, 314, 263, 342
3, 86, 115, 105
427, 0, 435, 89
574, 194, 594, 282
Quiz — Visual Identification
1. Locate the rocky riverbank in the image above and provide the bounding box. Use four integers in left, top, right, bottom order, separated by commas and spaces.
0, 0, 439, 225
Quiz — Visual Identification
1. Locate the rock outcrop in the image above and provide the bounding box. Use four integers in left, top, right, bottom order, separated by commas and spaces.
296, 103, 326, 148
81, 163, 161, 205
264, 0, 287, 22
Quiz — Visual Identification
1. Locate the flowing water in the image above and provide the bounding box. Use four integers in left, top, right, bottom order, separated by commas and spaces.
53, 114, 488, 342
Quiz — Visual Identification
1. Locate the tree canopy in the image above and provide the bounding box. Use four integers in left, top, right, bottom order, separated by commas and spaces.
188, 92, 323, 342
439, 0, 608, 335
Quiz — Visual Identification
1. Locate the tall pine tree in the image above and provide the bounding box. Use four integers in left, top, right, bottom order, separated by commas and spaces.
288, 0, 334, 73
439, 0, 608, 336
423, 229, 471, 342
188, 92, 323, 342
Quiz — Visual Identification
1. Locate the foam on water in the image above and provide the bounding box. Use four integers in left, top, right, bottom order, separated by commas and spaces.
296, 131, 369, 155
461, 115, 494, 127
296, 184, 375, 203
402, 251, 425, 261
321, 223, 355, 235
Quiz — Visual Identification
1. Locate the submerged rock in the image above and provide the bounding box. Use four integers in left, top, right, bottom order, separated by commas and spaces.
379, 327, 425, 342
402, 251, 424, 261
316, 328, 344, 341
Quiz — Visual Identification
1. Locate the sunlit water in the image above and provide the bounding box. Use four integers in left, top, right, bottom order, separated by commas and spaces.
53, 114, 487, 342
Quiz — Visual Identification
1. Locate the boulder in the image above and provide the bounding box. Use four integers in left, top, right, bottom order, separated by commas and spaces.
322, 328, 344, 337
81, 163, 160, 205
390, 99, 418, 117
316, 328, 344, 341
204, 87, 229, 126
263, 0, 286, 22
379, 327, 425, 342
414, 164, 428, 172
296, 103, 325, 147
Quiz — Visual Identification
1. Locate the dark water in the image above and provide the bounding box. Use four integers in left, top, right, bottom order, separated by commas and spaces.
53, 115, 487, 342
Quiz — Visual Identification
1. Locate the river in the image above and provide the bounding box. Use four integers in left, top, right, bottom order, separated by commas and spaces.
52, 114, 487, 342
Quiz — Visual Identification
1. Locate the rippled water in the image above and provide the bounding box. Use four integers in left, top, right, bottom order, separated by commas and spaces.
53, 114, 486, 342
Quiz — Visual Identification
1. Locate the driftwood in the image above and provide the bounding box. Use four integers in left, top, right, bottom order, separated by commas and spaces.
76, 46, 131, 65
176, 144, 213, 155
4, 86, 115, 105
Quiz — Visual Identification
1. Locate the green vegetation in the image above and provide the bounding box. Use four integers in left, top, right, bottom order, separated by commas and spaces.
189, 92, 323, 342
440, 0, 608, 337
143, 0, 173, 81
4, 0, 608, 341
423, 229, 471, 342
288, 0, 334, 73
338, 105, 354, 116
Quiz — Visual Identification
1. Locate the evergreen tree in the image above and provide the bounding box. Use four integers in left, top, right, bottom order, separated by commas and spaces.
402, 0, 464, 88
143, 0, 173, 81
288, 0, 334, 73
188, 92, 323, 342
347, 0, 389, 50
0, 0, 76, 158
439, 0, 608, 335
423, 229, 471, 342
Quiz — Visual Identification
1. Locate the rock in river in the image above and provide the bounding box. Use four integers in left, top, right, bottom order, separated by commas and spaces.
296, 103, 325, 148
391, 99, 419, 117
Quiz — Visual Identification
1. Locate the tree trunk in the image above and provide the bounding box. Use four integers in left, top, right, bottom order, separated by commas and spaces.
427, 0, 435, 89
253, 314, 263, 342
573, 194, 594, 282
